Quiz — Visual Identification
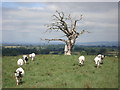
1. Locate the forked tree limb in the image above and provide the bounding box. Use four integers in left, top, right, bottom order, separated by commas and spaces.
72, 15, 83, 33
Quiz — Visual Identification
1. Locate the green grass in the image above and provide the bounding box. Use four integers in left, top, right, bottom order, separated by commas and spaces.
2, 55, 118, 88
0, 56, 2, 89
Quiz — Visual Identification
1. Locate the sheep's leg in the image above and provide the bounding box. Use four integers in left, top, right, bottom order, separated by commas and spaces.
97, 61, 100, 68
81, 60, 83, 65
82, 60, 84, 66
24, 60, 26, 64
16, 77, 18, 85
97, 65, 99, 68
79, 62, 81, 66
20, 78, 22, 84
16, 78, 19, 85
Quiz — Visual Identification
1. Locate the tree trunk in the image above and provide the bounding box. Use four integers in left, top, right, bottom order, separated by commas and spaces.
64, 44, 71, 55
64, 39, 74, 55
67, 44, 72, 55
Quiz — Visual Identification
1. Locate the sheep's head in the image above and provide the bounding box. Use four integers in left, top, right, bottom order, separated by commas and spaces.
14, 71, 22, 77
25, 57, 28, 61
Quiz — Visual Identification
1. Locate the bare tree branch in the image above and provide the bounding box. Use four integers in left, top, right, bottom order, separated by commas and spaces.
72, 15, 83, 33
44, 38, 67, 43
53, 15, 61, 21
79, 30, 91, 35
56, 10, 64, 20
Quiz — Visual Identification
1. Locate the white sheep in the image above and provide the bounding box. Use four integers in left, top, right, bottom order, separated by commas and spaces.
94, 56, 101, 68
29, 53, 35, 61
14, 67, 25, 85
78, 56, 85, 66
17, 59, 24, 67
94, 54, 105, 68
97, 54, 105, 64
22, 55, 29, 64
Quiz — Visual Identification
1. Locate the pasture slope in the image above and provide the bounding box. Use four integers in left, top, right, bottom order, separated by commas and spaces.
0, 56, 2, 89
2, 55, 118, 88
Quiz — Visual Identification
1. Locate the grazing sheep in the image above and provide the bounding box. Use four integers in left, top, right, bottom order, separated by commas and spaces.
78, 56, 85, 66
94, 54, 105, 68
29, 53, 35, 61
94, 56, 101, 68
97, 54, 105, 64
17, 59, 24, 67
22, 55, 29, 64
14, 67, 25, 85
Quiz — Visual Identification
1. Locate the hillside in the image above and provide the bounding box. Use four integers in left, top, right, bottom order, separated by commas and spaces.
76, 41, 118, 46
2, 41, 118, 46
2, 55, 118, 88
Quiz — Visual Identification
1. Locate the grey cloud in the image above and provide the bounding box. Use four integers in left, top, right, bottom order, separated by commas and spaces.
2, 2, 118, 43
45, 2, 117, 13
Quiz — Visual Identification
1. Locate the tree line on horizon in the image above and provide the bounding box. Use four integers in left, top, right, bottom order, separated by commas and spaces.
2, 45, 118, 56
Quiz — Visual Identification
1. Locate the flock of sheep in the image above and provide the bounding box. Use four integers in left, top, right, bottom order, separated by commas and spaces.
14, 53, 105, 85
14, 53, 35, 85
79, 54, 105, 68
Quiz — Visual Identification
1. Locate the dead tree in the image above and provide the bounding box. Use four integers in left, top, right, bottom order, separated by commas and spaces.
45, 11, 89, 55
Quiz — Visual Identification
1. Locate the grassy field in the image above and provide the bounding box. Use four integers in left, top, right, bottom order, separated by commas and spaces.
0, 56, 2, 89
2, 55, 118, 88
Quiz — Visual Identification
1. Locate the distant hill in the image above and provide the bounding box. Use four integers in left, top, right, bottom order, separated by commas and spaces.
76, 41, 118, 46
2, 41, 118, 46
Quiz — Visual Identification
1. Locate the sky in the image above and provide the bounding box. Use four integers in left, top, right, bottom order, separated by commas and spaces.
1, 1, 118, 44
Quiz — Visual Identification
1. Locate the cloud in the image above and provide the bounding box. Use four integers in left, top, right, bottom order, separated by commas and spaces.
2, 0, 119, 2
2, 2, 118, 44
19, 7, 45, 11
